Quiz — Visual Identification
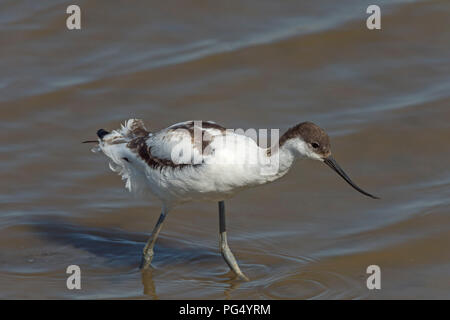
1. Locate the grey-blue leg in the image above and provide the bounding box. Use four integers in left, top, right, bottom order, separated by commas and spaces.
140, 209, 167, 269
218, 201, 249, 281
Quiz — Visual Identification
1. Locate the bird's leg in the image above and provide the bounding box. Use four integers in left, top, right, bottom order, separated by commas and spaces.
218, 201, 249, 281
140, 209, 167, 269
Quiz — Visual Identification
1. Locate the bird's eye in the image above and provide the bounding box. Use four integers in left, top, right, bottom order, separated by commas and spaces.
311, 142, 319, 149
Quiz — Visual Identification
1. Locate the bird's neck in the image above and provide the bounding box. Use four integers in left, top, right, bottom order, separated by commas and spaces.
257, 142, 297, 184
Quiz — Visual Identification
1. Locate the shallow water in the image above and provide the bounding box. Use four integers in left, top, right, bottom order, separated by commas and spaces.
0, 0, 449, 299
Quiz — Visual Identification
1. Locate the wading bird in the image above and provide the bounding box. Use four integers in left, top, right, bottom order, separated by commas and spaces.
85, 119, 378, 281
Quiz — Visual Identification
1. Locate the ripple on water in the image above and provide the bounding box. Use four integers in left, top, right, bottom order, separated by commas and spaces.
262, 270, 367, 300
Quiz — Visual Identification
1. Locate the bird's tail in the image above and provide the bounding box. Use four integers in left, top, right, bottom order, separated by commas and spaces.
86, 119, 151, 194
97, 118, 149, 143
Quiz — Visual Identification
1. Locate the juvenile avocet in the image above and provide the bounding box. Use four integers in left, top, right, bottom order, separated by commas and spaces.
85, 119, 378, 281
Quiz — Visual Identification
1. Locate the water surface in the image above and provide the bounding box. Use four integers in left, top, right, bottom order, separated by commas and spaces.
0, 0, 449, 299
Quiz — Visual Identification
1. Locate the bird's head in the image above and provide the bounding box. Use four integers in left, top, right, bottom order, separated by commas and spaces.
280, 122, 379, 199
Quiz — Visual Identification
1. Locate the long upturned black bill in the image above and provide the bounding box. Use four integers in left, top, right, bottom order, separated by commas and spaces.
323, 156, 379, 199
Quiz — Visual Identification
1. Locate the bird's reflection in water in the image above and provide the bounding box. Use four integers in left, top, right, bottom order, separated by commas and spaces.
222, 275, 242, 299
141, 268, 158, 299
141, 267, 245, 299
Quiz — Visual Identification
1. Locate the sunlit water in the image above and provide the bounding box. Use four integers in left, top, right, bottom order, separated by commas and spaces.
0, 0, 449, 299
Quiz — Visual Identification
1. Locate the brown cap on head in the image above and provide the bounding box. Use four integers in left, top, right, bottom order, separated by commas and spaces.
279, 121, 378, 199
279, 122, 331, 157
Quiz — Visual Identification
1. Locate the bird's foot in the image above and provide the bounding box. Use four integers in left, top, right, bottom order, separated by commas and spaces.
235, 271, 250, 282
221, 244, 250, 281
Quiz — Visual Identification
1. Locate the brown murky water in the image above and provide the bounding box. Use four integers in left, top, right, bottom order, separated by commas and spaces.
1, 0, 449, 299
